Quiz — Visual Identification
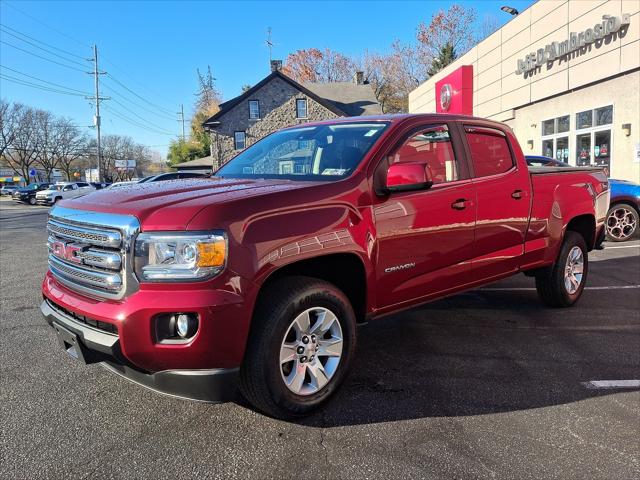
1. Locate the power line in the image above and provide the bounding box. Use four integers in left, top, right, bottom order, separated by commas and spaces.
0, 73, 88, 97
105, 73, 176, 116
109, 96, 176, 132
100, 82, 177, 121
103, 104, 176, 136
0, 40, 86, 72
0, 23, 87, 59
2, 1, 90, 49
0, 25, 88, 67
0, 64, 92, 95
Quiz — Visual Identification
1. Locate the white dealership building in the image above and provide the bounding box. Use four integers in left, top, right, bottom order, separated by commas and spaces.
409, 0, 640, 182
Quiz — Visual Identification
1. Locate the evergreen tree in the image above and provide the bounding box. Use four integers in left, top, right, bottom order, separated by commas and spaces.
428, 43, 457, 77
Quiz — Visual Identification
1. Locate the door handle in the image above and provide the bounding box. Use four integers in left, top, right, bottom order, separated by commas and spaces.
451, 199, 467, 210
511, 190, 523, 200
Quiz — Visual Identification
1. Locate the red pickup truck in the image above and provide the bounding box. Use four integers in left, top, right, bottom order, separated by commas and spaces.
41, 114, 609, 418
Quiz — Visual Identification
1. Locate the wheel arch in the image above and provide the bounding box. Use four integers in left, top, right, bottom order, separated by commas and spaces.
565, 214, 596, 251
256, 253, 368, 324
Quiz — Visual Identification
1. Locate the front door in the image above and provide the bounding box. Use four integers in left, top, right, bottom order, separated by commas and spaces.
374, 124, 476, 309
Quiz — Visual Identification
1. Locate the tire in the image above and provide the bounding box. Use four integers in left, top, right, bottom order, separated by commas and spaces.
53, 196, 61, 204
29, 196, 36, 205
239, 276, 357, 419
535, 231, 588, 307
605, 203, 639, 242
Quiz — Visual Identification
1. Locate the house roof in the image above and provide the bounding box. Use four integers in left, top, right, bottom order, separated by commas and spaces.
303, 82, 382, 116
203, 70, 381, 127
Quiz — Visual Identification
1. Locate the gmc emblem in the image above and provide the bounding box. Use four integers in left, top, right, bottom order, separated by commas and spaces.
50, 240, 84, 264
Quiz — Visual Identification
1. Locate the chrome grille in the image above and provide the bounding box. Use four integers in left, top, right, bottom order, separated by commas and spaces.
46, 206, 140, 300
47, 220, 121, 248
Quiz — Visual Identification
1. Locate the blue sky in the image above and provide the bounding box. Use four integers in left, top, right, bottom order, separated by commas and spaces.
0, 0, 534, 157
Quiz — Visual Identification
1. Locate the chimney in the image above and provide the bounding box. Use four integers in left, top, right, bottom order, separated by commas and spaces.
354, 71, 364, 85
270, 60, 282, 72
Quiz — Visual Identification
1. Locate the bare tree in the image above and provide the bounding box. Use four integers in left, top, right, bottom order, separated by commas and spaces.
195, 66, 222, 114
416, 4, 477, 70
477, 14, 500, 42
359, 41, 426, 113
35, 110, 63, 182
3, 105, 42, 184
56, 119, 88, 181
282, 48, 356, 83
1, 100, 25, 158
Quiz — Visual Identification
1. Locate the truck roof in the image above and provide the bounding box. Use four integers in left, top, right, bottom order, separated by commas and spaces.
281, 113, 512, 131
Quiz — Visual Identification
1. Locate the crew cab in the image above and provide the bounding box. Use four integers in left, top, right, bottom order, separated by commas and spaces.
41, 114, 609, 418
36, 182, 95, 205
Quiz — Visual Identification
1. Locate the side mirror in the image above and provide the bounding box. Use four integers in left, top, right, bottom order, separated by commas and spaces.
385, 162, 433, 193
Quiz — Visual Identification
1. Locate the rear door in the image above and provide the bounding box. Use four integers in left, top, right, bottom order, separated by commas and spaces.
373, 123, 476, 308
462, 125, 531, 280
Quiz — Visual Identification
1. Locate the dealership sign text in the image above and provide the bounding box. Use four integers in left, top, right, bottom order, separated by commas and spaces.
516, 14, 630, 75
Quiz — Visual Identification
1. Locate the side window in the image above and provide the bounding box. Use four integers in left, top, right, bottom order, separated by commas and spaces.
465, 127, 514, 177
296, 99, 307, 119
391, 125, 459, 184
234, 131, 246, 150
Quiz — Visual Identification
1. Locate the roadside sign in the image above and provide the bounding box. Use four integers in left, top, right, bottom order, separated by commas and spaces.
29, 168, 36, 177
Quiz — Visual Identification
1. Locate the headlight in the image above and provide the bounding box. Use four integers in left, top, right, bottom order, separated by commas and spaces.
134, 232, 227, 282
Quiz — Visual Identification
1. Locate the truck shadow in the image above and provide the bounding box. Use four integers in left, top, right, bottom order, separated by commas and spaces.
297, 256, 640, 427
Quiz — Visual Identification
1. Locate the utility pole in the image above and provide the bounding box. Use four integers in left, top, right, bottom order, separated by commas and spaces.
86, 45, 109, 182
178, 104, 185, 141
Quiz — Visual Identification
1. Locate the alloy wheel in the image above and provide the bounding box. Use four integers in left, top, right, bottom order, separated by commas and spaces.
564, 246, 584, 295
279, 307, 343, 396
606, 206, 637, 241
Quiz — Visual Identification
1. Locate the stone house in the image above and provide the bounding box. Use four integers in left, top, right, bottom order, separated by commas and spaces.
202, 61, 382, 169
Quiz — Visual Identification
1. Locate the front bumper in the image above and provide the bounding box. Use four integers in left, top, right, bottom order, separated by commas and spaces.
41, 298, 239, 402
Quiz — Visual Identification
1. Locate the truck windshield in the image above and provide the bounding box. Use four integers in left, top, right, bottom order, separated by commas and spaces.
215, 122, 389, 181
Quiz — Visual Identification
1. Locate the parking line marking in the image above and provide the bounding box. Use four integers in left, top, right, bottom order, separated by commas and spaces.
480, 285, 640, 291
582, 380, 640, 389
602, 245, 640, 250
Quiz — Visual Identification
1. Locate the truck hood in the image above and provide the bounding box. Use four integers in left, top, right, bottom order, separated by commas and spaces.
61, 177, 314, 230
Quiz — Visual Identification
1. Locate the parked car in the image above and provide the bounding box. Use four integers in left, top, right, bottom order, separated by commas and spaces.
90, 182, 111, 190
0, 185, 19, 196
12, 183, 55, 205
525, 155, 571, 167
138, 171, 208, 183
35, 182, 95, 205
606, 179, 640, 242
41, 114, 609, 419
106, 181, 138, 189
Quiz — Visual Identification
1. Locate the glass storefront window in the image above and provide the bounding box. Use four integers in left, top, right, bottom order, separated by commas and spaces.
542, 119, 555, 136
576, 110, 592, 129
594, 130, 611, 172
542, 139, 554, 158
576, 133, 591, 166
556, 137, 569, 162
557, 116, 570, 133
595, 106, 613, 126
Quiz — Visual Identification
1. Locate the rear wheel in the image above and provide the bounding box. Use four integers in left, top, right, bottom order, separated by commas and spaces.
535, 231, 588, 307
606, 203, 638, 242
239, 276, 356, 419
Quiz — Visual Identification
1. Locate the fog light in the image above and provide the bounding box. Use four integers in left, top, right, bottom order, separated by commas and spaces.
175, 314, 198, 339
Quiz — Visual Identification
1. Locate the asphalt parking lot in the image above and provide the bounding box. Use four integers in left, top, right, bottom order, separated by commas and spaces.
1, 198, 639, 480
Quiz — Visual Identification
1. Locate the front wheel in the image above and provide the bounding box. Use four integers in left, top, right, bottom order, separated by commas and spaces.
606, 203, 638, 242
239, 276, 356, 419
535, 231, 588, 307
28, 196, 36, 205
